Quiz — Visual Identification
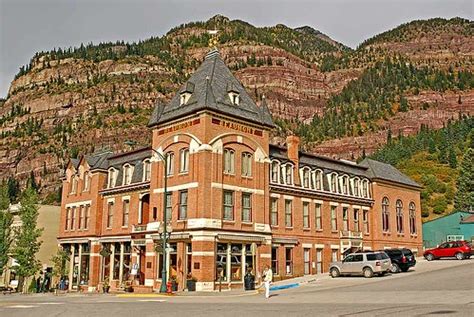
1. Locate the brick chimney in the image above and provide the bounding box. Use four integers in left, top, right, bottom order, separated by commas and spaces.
286, 135, 300, 185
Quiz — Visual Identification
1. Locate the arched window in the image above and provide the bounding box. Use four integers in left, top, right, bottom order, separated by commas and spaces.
315, 170, 322, 190
342, 175, 349, 195
223, 148, 235, 174
285, 164, 293, 185
70, 175, 78, 194
241, 152, 253, 177
271, 161, 280, 183
302, 168, 310, 188
180, 148, 190, 173
409, 202, 416, 235
123, 164, 133, 185
382, 197, 390, 232
83, 171, 91, 192
108, 168, 117, 188
330, 173, 338, 193
396, 200, 404, 233
353, 178, 360, 197
362, 179, 369, 198
166, 152, 175, 176
143, 159, 151, 181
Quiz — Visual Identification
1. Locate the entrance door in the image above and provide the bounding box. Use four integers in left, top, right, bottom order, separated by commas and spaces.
139, 246, 145, 285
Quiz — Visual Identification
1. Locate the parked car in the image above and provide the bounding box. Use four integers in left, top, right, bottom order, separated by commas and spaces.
424, 241, 473, 261
384, 248, 416, 273
329, 251, 391, 278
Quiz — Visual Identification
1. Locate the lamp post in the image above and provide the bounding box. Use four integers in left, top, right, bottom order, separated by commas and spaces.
124, 140, 170, 293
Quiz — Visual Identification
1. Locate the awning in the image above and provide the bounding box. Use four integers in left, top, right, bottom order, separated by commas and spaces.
58, 238, 90, 244
217, 234, 265, 243
272, 237, 298, 245
99, 236, 131, 243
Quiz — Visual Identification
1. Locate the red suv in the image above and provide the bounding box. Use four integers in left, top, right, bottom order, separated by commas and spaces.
424, 240, 473, 261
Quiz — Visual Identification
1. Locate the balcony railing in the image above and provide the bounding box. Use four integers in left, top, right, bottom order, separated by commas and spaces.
340, 230, 363, 239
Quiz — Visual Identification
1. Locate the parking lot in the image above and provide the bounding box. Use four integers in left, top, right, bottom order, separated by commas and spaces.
0, 258, 472, 316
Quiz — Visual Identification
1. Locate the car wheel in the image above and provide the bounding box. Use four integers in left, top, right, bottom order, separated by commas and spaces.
425, 253, 435, 261
330, 268, 340, 278
363, 267, 373, 278
400, 267, 409, 272
455, 252, 464, 260
390, 263, 400, 273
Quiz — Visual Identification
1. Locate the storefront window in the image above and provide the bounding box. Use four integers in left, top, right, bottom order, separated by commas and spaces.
216, 243, 228, 281
231, 244, 242, 281
285, 248, 293, 275
80, 243, 90, 285
272, 247, 279, 275
113, 243, 120, 280
123, 243, 131, 281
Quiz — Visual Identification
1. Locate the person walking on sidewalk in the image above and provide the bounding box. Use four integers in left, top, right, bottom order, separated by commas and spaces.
263, 265, 273, 299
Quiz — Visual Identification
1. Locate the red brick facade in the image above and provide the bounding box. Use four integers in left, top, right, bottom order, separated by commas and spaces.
58, 51, 422, 292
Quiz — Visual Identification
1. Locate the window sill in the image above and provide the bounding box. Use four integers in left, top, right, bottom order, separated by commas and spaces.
178, 171, 189, 175
271, 225, 279, 228
303, 228, 311, 231
223, 172, 235, 176
222, 220, 235, 223
285, 227, 293, 229
316, 229, 323, 232
177, 219, 187, 222
242, 222, 253, 225
121, 226, 128, 229
242, 176, 253, 179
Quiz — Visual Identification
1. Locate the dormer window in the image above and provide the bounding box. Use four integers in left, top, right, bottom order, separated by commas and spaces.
315, 170, 323, 190
302, 168, 310, 188
285, 164, 293, 185
353, 178, 360, 197
229, 92, 239, 105
123, 164, 134, 185
143, 159, 151, 182
83, 171, 91, 192
330, 173, 338, 193
70, 175, 78, 194
108, 168, 117, 188
342, 175, 349, 195
180, 93, 191, 105
271, 161, 280, 183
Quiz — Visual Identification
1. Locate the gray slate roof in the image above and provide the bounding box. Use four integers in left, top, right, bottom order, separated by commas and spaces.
148, 49, 274, 128
359, 158, 421, 188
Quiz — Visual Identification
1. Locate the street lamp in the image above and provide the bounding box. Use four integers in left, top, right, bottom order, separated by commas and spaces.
125, 140, 170, 293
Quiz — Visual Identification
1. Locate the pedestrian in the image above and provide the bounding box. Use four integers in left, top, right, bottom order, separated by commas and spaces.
262, 265, 273, 299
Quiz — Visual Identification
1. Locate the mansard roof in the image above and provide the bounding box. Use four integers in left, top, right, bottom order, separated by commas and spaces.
148, 49, 274, 128
358, 158, 421, 188
269, 144, 369, 178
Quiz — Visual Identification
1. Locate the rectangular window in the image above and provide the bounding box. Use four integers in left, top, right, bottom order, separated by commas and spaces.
165, 193, 172, 222
363, 210, 369, 234
331, 206, 337, 231
303, 202, 310, 229
166, 152, 174, 176
343, 207, 349, 231
84, 205, 90, 230
241, 153, 252, 177
223, 191, 234, 221
315, 171, 322, 190
285, 166, 292, 185
179, 190, 188, 220
285, 199, 292, 227
107, 202, 114, 228
143, 160, 151, 181
303, 170, 310, 188
353, 209, 360, 232
304, 248, 311, 275
270, 198, 278, 226
65, 207, 71, 230
71, 207, 76, 230
122, 199, 130, 227
285, 248, 293, 275
332, 249, 338, 262
180, 148, 189, 173
242, 193, 252, 222
271, 247, 279, 275
315, 203, 322, 230
78, 205, 84, 230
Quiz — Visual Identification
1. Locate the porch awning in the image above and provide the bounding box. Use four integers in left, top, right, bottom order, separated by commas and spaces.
272, 237, 298, 245
217, 234, 265, 243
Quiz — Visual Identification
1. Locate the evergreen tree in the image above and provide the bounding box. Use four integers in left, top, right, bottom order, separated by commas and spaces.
448, 147, 457, 168
454, 148, 474, 211
0, 184, 13, 272
11, 186, 43, 293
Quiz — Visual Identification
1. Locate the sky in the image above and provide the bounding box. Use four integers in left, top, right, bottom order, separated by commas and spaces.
0, 0, 472, 98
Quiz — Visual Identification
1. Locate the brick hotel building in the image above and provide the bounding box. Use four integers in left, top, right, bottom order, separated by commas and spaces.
58, 50, 422, 292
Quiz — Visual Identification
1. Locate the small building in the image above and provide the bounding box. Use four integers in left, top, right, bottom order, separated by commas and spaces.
422, 211, 474, 248
0, 204, 60, 290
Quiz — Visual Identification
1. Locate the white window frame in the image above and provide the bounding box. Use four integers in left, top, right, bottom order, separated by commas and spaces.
180, 148, 190, 173
271, 160, 280, 183
123, 164, 134, 186
108, 168, 117, 188
143, 159, 151, 182
166, 152, 175, 176
241, 152, 253, 177
223, 148, 235, 174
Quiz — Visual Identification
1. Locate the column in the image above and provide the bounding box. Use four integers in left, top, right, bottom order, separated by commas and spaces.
109, 243, 115, 282
226, 243, 231, 285
77, 244, 82, 288
68, 244, 75, 291
119, 242, 124, 284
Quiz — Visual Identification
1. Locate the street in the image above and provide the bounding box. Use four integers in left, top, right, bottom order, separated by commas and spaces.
0, 259, 472, 317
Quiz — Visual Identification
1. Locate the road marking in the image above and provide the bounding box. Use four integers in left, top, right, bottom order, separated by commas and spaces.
137, 299, 167, 302
6, 305, 38, 308
38, 302, 63, 305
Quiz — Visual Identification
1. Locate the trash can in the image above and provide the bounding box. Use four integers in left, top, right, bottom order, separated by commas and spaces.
244, 272, 255, 290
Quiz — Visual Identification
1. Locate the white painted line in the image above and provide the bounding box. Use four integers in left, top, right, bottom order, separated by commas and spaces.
38, 302, 63, 305
137, 299, 167, 302
6, 305, 38, 308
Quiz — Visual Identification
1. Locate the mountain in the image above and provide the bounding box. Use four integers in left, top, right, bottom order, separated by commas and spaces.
0, 15, 472, 208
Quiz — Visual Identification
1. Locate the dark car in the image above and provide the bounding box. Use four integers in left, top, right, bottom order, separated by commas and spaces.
384, 248, 416, 273
424, 241, 473, 261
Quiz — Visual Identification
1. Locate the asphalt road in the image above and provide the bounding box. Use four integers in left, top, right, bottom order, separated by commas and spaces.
1, 259, 473, 317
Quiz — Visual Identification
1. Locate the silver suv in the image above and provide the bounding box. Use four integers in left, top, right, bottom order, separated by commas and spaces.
329, 251, 391, 278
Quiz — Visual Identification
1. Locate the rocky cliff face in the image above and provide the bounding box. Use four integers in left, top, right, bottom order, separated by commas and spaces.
0, 16, 472, 201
